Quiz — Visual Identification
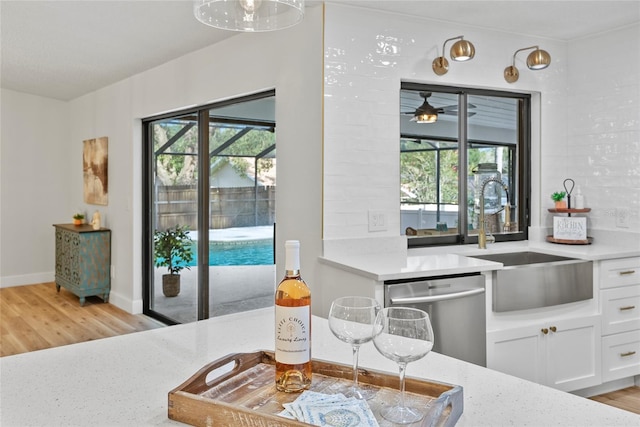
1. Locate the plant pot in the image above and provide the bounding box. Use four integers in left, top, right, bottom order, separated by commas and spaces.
73, 219, 83, 225
162, 274, 180, 297
554, 201, 567, 209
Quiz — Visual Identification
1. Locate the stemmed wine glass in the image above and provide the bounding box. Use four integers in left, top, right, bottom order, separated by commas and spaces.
328, 296, 381, 399
372, 307, 434, 424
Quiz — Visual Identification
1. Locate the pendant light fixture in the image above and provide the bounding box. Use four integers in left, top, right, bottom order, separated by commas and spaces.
432, 35, 476, 76
411, 92, 439, 123
504, 45, 551, 83
194, 0, 305, 32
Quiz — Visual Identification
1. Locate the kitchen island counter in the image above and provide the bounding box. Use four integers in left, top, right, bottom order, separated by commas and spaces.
1, 307, 638, 426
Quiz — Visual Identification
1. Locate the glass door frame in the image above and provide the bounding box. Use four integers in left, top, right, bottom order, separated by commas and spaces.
141, 105, 205, 324
142, 90, 276, 324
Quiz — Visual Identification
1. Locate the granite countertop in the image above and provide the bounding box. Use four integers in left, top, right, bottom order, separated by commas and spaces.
1, 307, 638, 426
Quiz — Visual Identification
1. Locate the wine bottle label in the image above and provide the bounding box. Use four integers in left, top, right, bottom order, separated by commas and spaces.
275, 305, 310, 364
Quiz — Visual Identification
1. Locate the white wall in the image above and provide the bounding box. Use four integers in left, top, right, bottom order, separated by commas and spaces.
322, 3, 568, 249
70, 5, 323, 314
567, 24, 640, 231
0, 89, 70, 285
321, 4, 639, 254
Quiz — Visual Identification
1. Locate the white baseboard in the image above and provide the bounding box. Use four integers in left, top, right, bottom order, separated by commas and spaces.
0, 272, 54, 288
107, 290, 142, 315
572, 377, 636, 398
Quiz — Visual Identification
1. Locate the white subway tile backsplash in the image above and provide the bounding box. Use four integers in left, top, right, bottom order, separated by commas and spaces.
323, 4, 639, 239
566, 24, 639, 232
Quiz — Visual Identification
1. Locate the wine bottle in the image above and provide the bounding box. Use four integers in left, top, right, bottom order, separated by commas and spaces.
275, 240, 312, 392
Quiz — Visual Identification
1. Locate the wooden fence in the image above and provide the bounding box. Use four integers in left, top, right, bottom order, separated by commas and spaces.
155, 185, 275, 231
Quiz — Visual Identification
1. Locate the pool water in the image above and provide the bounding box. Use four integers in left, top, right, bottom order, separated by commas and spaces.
187, 239, 274, 266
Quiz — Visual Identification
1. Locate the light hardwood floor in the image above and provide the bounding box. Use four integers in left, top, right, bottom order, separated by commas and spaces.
590, 386, 640, 415
0, 282, 163, 357
1, 283, 638, 415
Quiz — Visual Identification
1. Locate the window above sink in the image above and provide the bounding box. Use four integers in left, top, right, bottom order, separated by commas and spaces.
400, 83, 532, 248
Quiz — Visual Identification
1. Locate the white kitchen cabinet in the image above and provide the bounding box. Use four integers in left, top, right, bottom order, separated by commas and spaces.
601, 285, 640, 335
602, 330, 640, 382
599, 256, 640, 383
599, 257, 640, 289
487, 324, 544, 384
487, 314, 601, 392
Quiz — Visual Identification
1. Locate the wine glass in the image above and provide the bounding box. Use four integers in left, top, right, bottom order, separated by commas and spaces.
328, 296, 381, 399
373, 307, 434, 424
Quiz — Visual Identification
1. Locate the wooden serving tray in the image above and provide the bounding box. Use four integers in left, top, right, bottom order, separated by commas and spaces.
168, 350, 463, 427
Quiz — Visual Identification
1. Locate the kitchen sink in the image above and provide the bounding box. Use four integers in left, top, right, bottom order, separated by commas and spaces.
468, 251, 593, 312
468, 251, 578, 266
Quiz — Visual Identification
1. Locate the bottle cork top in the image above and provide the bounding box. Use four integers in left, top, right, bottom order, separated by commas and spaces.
285, 240, 300, 272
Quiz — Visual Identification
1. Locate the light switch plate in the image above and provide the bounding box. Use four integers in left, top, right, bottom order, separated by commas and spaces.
368, 210, 387, 232
615, 207, 630, 228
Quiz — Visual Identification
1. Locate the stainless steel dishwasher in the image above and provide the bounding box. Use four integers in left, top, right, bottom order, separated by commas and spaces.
384, 273, 486, 366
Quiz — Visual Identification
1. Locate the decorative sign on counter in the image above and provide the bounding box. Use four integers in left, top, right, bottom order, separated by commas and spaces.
553, 216, 587, 240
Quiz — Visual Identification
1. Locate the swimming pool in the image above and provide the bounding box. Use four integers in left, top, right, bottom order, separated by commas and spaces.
187, 239, 274, 266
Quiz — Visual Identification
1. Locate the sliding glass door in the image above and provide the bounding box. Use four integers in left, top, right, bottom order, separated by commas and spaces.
205, 100, 276, 318
145, 113, 201, 323
143, 91, 276, 324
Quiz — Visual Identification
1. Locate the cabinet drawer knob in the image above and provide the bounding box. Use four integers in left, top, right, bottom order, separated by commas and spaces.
619, 270, 636, 276
620, 351, 636, 357
541, 328, 549, 335
619, 305, 636, 311
550, 326, 557, 332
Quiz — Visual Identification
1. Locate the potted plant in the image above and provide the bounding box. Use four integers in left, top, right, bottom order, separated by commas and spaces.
73, 213, 85, 226
153, 225, 194, 297
551, 191, 567, 209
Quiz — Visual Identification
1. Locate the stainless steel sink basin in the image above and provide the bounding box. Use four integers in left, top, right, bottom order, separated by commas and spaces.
469, 251, 575, 266
468, 251, 593, 312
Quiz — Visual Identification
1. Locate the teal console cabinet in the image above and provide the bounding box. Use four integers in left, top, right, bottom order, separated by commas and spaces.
54, 224, 111, 306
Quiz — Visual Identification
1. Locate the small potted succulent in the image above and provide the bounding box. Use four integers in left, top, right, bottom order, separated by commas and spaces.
551, 191, 567, 209
153, 225, 194, 297
72, 213, 85, 226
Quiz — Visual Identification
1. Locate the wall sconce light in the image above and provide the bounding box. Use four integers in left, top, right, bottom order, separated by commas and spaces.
504, 45, 551, 83
194, 0, 305, 32
411, 92, 439, 123
432, 35, 476, 76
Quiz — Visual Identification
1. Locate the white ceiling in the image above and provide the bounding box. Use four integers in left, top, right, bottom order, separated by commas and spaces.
2, 1, 639, 101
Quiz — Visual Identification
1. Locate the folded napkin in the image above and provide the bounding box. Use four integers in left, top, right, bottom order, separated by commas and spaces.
279, 390, 379, 427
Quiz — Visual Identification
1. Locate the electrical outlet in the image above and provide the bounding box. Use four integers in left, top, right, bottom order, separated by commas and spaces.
615, 207, 630, 228
368, 210, 387, 232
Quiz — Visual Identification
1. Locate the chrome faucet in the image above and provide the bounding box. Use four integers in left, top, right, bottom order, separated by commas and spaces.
478, 178, 510, 249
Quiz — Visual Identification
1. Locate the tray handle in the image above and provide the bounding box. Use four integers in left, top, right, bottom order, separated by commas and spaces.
423, 384, 464, 427
172, 351, 266, 395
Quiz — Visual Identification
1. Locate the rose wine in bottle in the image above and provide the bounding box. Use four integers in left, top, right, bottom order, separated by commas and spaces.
275, 240, 312, 392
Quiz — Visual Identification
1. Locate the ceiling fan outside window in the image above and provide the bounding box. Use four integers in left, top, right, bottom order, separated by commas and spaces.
402, 92, 475, 123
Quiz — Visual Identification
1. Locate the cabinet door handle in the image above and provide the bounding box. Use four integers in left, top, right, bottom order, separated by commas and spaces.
619, 270, 636, 276
541, 328, 549, 335
620, 351, 636, 357
619, 305, 636, 311
549, 326, 557, 332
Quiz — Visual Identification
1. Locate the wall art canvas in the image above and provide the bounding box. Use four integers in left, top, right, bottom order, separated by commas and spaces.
83, 137, 109, 205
